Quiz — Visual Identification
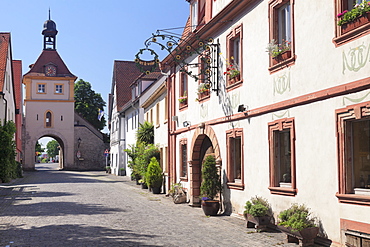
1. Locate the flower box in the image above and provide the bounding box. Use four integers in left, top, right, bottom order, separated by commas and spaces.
272, 50, 292, 66
341, 12, 370, 34
244, 213, 272, 232
278, 225, 319, 247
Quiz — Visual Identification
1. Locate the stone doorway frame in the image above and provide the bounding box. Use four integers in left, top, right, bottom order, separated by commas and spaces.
26, 131, 68, 171
188, 124, 221, 206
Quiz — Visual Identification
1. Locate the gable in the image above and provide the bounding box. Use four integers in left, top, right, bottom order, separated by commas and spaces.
25, 49, 76, 78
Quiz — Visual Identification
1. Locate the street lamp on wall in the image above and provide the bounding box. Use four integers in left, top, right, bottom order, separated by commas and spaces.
183, 121, 191, 127
238, 104, 247, 113
78, 137, 81, 148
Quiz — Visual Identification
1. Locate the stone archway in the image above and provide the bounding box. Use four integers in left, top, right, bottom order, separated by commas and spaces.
188, 124, 221, 206
23, 130, 71, 171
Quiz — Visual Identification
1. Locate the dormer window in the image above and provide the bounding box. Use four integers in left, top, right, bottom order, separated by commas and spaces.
191, 1, 198, 31
191, 0, 206, 31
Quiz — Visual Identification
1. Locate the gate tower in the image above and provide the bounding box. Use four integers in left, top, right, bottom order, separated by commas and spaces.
22, 14, 77, 170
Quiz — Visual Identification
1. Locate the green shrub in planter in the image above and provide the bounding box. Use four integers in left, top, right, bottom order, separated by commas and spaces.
278, 204, 316, 232
145, 157, 163, 188
200, 155, 221, 200
244, 196, 271, 217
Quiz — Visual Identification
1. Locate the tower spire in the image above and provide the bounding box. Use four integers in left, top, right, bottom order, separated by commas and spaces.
42, 10, 58, 50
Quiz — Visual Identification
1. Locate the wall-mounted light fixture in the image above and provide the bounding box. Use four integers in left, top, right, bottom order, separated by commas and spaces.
78, 137, 81, 148
183, 121, 191, 127
238, 104, 247, 113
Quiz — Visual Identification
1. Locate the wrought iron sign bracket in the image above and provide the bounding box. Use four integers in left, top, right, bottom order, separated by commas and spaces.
135, 31, 220, 95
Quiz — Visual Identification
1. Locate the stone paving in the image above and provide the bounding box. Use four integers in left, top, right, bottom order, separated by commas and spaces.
0, 163, 321, 247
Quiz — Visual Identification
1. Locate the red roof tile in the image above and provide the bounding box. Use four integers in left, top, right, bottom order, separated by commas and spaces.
113, 60, 142, 111
12, 60, 22, 110
181, 16, 192, 40
24, 49, 76, 78
0, 33, 11, 92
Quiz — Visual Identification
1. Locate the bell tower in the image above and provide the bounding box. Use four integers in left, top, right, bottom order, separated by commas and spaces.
22, 13, 77, 170
42, 9, 58, 50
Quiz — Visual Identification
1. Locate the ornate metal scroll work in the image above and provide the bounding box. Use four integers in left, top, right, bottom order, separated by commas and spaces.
136, 30, 220, 95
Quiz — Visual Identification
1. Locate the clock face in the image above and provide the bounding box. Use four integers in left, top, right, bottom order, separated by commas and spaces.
45, 65, 56, 76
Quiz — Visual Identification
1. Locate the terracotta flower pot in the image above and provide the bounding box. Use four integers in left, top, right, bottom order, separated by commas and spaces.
278, 225, 319, 247
272, 50, 292, 66
201, 200, 220, 216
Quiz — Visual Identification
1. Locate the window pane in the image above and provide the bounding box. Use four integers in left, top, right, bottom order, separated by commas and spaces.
233, 37, 240, 67
352, 120, 370, 189
276, 130, 291, 183
278, 3, 291, 43
192, 1, 198, 31
181, 144, 187, 177
232, 137, 241, 180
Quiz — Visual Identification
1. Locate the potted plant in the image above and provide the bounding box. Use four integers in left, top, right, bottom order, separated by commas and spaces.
145, 157, 163, 194
243, 196, 272, 232
224, 56, 240, 81
139, 179, 148, 189
337, 1, 370, 33
178, 91, 188, 104
278, 204, 319, 247
266, 39, 291, 65
119, 167, 126, 176
105, 166, 111, 174
168, 182, 187, 204
200, 155, 222, 216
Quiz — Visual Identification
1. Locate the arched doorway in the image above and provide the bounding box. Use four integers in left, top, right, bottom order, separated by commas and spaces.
24, 130, 69, 171
189, 125, 221, 206
36, 136, 64, 170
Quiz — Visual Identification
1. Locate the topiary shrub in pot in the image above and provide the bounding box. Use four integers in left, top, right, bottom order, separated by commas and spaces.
145, 157, 163, 194
278, 204, 319, 247
243, 196, 272, 232
200, 155, 222, 216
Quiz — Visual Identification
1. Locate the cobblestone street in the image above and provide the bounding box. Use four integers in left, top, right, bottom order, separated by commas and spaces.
0, 163, 312, 247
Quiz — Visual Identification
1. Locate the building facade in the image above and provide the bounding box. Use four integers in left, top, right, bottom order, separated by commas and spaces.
163, 0, 370, 246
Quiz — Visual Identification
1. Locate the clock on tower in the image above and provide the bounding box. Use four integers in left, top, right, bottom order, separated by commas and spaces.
45, 65, 56, 76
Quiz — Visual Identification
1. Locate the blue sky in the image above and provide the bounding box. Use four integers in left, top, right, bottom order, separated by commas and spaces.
1, 0, 190, 146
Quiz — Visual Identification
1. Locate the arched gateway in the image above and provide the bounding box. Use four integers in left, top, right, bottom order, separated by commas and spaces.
188, 124, 221, 206
22, 14, 106, 171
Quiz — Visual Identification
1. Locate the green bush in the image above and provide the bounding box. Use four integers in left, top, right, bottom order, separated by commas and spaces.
278, 204, 316, 232
145, 157, 163, 188
125, 143, 160, 181
244, 196, 271, 217
0, 121, 19, 183
200, 155, 221, 200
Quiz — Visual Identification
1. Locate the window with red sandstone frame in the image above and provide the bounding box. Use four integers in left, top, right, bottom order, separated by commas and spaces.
180, 139, 188, 179
268, 0, 295, 72
268, 118, 297, 196
336, 103, 370, 206
226, 24, 242, 89
226, 128, 244, 190
334, 0, 370, 46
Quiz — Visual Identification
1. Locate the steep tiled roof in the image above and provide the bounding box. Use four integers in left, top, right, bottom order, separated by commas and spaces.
12, 60, 22, 110
24, 49, 76, 78
113, 60, 142, 112
181, 16, 192, 40
0, 33, 11, 92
